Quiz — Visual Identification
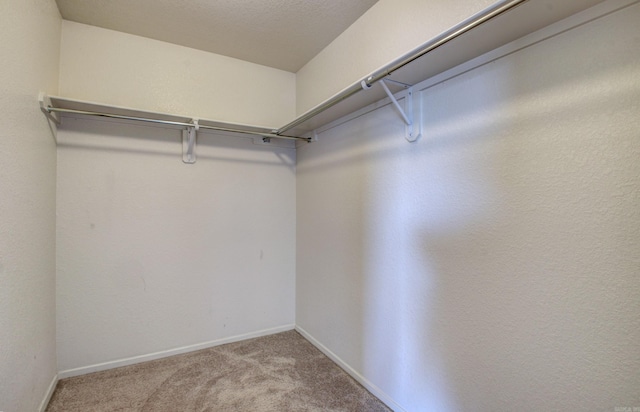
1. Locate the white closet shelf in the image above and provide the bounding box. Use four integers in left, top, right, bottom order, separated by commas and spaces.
41, 0, 606, 153
40, 94, 303, 141
281, 0, 605, 137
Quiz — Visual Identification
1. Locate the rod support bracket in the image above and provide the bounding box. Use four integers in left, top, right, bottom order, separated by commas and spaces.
361, 78, 373, 90
379, 80, 421, 143
182, 119, 198, 164
404, 87, 421, 143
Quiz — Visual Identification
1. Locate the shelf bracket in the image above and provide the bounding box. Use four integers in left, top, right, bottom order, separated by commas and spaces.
379, 80, 420, 143
182, 119, 198, 164
380, 79, 411, 125
38, 92, 60, 124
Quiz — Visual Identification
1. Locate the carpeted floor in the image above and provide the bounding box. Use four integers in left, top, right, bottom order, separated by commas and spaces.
46, 330, 390, 411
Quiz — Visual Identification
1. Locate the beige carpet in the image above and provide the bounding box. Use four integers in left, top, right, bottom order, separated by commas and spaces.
46, 330, 390, 411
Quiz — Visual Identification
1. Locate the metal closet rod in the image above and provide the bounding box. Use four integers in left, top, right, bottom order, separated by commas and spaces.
45, 0, 526, 142
44, 106, 311, 142
275, 0, 527, 135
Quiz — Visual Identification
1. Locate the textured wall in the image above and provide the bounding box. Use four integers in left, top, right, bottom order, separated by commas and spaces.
56, 119, 296, 373
296, 3, 640, 411
0, 0, 61, 411
295, 0, 495, 115
59, 21, 296, 128
56, 24, 298, 371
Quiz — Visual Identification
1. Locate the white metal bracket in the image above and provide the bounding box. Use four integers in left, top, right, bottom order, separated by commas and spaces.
380, 80, 421, 142
182, 119, 198, 164
38, 92, 60, 124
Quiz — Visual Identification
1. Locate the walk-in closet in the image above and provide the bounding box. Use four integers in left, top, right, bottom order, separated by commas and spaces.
1, 0, 639, 410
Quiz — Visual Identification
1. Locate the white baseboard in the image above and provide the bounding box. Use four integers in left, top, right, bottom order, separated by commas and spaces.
58, 324, 295, 379
295, 326, 406, 412
38, 373, 58, 412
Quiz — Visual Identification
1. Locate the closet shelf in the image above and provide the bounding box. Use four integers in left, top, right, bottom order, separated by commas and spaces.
40, 94, 308, 142
278, 0, 603, 137
41, 0, 603, 151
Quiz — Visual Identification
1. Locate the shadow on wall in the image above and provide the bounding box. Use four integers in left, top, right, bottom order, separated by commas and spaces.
297, 8, 640, 409
55, 115, 296, 169
419, 39, 640, 410
55, 106, 298, 373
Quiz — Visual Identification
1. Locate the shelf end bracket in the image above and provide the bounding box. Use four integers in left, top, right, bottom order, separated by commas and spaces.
39, 92, 60, 124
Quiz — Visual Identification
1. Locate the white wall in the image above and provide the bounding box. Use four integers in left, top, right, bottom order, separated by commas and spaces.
55, 20, 298, 374
56, 119, 296, 373
295, 0, 495, 115
59, 21, 296, 128
0, 1, 61, 411
296, 3, 640, 411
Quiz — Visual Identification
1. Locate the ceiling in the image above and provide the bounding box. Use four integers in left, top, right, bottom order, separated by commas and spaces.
54, 0, 379, 73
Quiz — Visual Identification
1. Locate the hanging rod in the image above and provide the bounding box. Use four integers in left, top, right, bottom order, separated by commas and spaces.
42, 0, 588, 146
275, 0, 527, 135
43, 106, 310, 142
